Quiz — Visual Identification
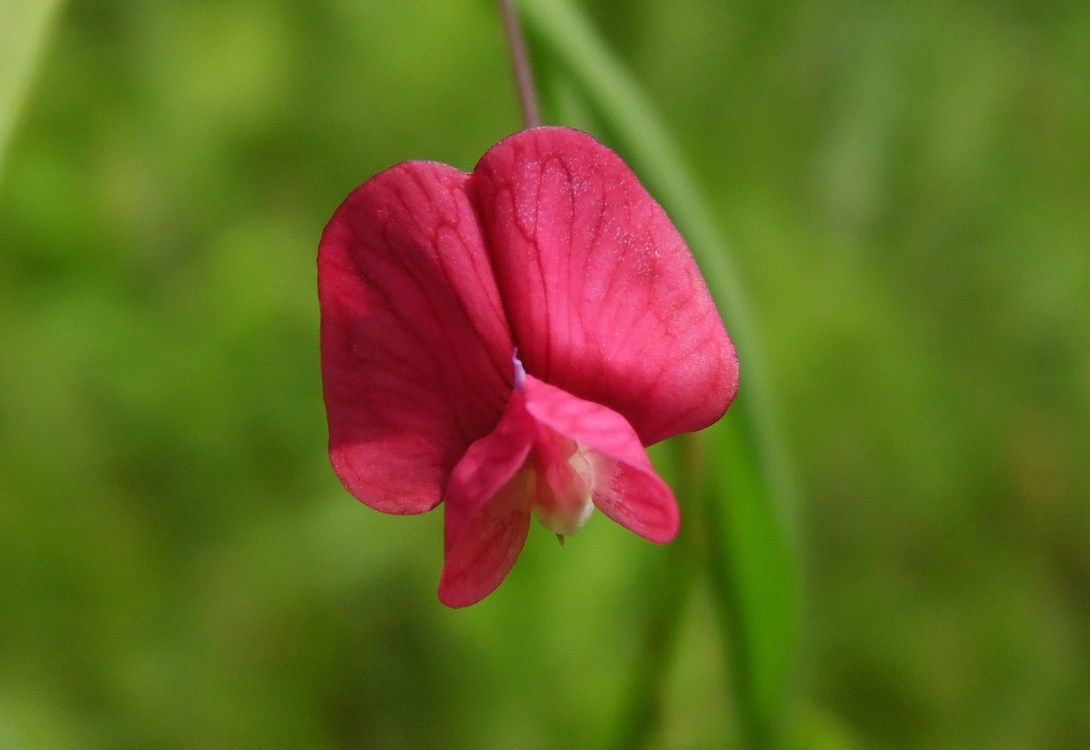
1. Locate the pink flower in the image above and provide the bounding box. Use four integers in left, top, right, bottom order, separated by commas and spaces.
319, 127, 738, 607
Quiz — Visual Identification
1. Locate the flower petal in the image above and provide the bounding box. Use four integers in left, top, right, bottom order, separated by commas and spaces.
439, 390, 536, 608
319, 162, 514, 514
470, 127, 739, 445
523, 375, 679, 543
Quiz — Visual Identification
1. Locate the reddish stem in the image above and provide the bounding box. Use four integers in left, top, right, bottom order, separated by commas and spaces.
497, 0, 542, 128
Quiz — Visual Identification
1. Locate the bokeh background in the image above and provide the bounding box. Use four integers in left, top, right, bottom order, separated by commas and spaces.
2, 0, 1088, 747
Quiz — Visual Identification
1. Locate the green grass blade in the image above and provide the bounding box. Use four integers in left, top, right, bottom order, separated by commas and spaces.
519, 1, 801, 746
0, 0, 63, 181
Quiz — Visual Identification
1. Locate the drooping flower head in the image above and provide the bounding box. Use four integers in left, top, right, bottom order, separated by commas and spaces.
319, 127, 737, 607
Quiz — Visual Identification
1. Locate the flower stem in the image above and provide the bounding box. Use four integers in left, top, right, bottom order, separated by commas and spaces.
497, 0, 542, 129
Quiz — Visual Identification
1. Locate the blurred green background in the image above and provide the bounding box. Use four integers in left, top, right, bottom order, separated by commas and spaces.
2, 0, 1088, 747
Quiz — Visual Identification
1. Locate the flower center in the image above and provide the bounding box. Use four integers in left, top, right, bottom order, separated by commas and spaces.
531, 431, 596, 538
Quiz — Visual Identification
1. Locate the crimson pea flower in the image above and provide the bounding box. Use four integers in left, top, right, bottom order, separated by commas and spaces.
318, 127, 738, 607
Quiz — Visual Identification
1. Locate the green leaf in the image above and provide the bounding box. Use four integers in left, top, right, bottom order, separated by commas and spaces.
0, 0, 63, 181
519, 1, 801, 746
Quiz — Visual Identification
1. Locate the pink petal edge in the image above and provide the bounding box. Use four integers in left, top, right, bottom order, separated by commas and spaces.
523, 375, 679, 544
471, 126, 739, 445
439, 388, 536, 608
439, 372, 681, 608
319, 161, 514, 514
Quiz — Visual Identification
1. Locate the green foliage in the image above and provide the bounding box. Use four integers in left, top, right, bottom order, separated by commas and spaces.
1, 0, 1088, 748
0, 0, 64, 177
